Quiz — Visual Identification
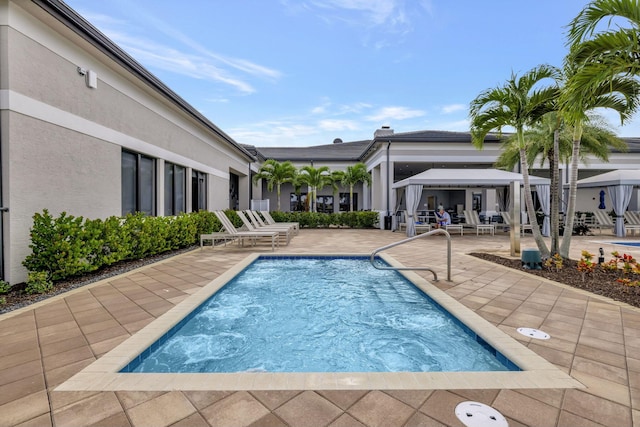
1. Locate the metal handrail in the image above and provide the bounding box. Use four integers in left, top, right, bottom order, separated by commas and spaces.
369, 228, 451, 282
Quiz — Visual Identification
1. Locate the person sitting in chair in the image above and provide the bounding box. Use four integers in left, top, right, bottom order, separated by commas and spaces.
435, 207, 451, 228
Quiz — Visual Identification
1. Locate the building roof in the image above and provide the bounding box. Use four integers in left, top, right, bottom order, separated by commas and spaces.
255, 128, 640, 163
33, 0, 255, 161
256, 140, 371, 162
576, 169, 640, 188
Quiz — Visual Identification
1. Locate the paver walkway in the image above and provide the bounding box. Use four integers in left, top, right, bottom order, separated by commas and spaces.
1, 229, 639, 426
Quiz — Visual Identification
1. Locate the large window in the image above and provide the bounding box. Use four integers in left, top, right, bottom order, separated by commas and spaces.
339, 192, 357, 212
192, 169, 207, 211
122, 150, 155, 216
164, 162, 186, 215
316, 195, 334, 213
290, 193, 307, 212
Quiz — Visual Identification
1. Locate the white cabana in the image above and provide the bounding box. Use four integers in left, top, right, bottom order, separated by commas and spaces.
392, 168, 550, 237
576, 169, 640, 237
392, 168, 551, 188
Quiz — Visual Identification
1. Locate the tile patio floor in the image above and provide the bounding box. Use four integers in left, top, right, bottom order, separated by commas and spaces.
1, 228, 639, 426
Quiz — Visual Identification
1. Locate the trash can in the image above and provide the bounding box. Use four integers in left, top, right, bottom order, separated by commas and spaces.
384, 215, 392, 230
521, 249, 542, 270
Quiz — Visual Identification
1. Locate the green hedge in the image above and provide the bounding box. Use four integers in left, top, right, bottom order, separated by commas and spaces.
269, 211, 379, 228
22, 209, 379, 282
23, 209, 223, 281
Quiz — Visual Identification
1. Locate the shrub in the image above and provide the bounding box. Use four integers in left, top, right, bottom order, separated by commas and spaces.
0, 280, 10, 294
544, 253, 563, 271
577, 250, 596, 282
23, 210, 97, 280
25, 271, 53, 294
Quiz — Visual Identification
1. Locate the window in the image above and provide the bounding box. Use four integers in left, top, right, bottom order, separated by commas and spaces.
290, 193, 307, 211
316, 195, 334, 213
122, 150, 155, 216
192, 169, 207, 211
164, 162, 186, 215
339, 192, 357, 211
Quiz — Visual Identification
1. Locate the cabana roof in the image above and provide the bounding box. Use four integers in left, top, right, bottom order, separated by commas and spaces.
391, 168, 549, 189
576, 169, 640, 188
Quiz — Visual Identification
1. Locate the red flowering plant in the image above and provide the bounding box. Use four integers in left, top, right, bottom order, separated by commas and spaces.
577, 250, 597, 282
607, 251, 640, 287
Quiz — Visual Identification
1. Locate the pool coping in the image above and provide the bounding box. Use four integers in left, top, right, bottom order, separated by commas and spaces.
55, 253, 583, 391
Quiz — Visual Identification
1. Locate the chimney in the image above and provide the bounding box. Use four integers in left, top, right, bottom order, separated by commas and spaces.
374, 125, 394, 138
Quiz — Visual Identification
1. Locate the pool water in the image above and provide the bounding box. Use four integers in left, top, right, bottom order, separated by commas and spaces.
610, 241, 640, 247
122, 256, 517, 373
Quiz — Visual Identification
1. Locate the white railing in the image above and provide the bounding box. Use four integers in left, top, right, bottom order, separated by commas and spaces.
369, 228, 451, 282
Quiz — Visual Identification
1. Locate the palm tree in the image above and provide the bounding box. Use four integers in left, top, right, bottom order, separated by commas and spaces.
470, 65, 561, 258
559, 68, 639, 257
297, 165, 332, 212
253, 159, 296, 211
495, 112, 627, 255
562, 0, 640, 253
339, 163, 372, 212
565, 0, 640, 99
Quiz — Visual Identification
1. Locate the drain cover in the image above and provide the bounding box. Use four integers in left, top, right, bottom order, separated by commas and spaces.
517, 327, 550, 340
455, 401, 508, 427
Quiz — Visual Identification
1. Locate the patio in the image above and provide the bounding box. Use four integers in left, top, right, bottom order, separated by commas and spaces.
1, 229, 639, 426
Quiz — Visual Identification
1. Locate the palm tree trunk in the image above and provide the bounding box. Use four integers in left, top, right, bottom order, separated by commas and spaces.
276, 184, 281, 211
349, 185, 354, 212
519, 142, 550, 258
550, 129, 560, 255
560, 124, 583, 258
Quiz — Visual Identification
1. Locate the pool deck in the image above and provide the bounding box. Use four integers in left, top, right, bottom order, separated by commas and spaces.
1, 228, 639, 426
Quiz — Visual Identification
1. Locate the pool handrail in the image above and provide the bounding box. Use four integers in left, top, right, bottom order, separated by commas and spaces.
369, 228, 451, 282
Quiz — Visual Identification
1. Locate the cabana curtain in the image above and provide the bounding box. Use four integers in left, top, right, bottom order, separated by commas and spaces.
405, 184, 423, 237
607, 184, 633, 237
535, 184, 550, 237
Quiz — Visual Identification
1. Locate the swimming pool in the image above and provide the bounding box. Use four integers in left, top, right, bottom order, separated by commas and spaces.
609, 241, 640, 247
57, 252, 580, 391
121, 256, 516, 373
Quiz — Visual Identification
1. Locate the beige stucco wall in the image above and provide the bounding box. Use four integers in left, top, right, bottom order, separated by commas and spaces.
0, 1, 253, 282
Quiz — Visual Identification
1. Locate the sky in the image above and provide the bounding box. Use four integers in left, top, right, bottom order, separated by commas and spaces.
63, 0, 640, 147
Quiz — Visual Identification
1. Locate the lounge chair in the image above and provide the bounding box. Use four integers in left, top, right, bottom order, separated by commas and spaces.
592, 210, 614, 234
236, 210, 292, 245
200, 232, 236, 249
624, 211, 640, 236
257, 211, 299, 235
248, 210, 297, 237
213, 211, 279, 251
463, 210, 495, 235
398, 210, 432, 234
500, 212, 532, 235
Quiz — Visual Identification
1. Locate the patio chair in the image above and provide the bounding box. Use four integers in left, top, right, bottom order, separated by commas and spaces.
258, 211, 299, 235
213, 211, 279, 251
500, 212, 532, 235
462, 210, 495, 235
236, 210, 292, 245
399, 210, 432, 234
592, 210, 614, 234
624, 211, 640, 236
249, 210, 298, 237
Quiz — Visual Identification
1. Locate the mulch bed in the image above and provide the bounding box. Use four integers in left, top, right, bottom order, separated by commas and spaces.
470, 252, 640, 309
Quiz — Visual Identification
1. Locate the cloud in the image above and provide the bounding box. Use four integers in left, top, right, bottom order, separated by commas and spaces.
284, 0, 433, 43
79, 5, 280, 94
318, 119, 360, 131
366, 106, 426, 122
441, 104, 466, 114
